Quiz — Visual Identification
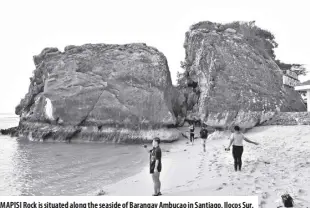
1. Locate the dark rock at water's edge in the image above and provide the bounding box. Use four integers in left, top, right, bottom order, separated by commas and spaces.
175, 21, 307, 130
16, 122, 180, 143
0, 126, 19, 137
15, 43, 181, 143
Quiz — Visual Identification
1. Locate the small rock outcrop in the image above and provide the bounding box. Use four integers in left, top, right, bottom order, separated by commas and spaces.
15, 43, 180, 142
177, 21, 306, 129
261, 112, 310, 125
0, 126, 19, 137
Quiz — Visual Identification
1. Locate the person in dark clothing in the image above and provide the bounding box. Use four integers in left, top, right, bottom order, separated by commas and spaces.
200, 123, 208, 152
144, 137, 162, 196
189, 123, 195, 145
232, 146, 243, 171
225, 125, 259, 171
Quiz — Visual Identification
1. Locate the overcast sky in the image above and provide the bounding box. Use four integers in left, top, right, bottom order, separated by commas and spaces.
0, 0, 309, 114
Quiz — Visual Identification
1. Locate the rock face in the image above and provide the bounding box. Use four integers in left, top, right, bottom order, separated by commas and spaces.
15, 43, 179, 142
178, 21, 306, 129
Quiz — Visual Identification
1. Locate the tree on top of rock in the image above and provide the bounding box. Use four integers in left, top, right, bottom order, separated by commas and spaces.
176, 21, 307, 87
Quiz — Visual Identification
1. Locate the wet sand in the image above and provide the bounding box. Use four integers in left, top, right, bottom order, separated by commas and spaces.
101, 126, 310, 208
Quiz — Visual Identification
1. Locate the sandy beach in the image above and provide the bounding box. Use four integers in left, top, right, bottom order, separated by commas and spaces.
101, 126, 310, 207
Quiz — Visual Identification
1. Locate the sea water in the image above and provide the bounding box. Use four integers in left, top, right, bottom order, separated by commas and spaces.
0, 114, 149, 195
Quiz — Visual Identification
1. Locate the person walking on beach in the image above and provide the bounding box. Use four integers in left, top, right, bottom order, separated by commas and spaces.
225, 125, 259, 171
144, 137, 162, 196
200, 123, 208, 152
189, 123, 195, 145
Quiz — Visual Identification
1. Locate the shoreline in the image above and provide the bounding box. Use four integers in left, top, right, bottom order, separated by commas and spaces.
99, 125, 310, 207
1, 121, 182, 143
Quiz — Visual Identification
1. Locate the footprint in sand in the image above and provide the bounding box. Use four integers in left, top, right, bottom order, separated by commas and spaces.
216, 186, 223, 191
245, 174, 253, 179
259, 200, 266, 207
298, 189, 306, 195
244, 182, 252, 186
217, 164, 223, 169
261, 192, 270, 200
281, 175, 288, 180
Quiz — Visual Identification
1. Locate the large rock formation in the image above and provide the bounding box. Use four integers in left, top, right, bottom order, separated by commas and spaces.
15, 43, 180, 142
177, 21, 306, 129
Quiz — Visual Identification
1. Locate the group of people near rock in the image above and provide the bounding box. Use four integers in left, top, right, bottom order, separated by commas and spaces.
144, 122, 259, 196
191, 122, 259, 172
144, 124, 294, 207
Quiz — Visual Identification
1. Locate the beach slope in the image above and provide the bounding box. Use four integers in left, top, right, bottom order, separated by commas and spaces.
103, 126, 310, 207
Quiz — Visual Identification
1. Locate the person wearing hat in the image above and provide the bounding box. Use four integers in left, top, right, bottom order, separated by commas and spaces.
144, 137, 162, 196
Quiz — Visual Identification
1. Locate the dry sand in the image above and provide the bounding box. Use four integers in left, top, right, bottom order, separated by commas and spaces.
100, 126, 310, 207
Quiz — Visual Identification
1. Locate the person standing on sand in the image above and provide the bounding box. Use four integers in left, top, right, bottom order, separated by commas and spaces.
144, 137, 162, 196
189, 123, 195, 145
200, 123, 208, 152
225, 125, 259, 171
